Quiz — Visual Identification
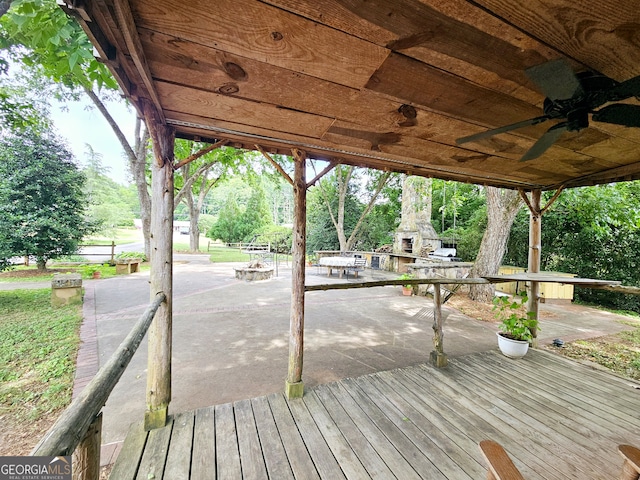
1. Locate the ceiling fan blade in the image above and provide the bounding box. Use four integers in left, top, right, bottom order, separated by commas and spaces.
456, 115, 549, 145
606, 75, 640, 102
525, 59, 583, 100
520, 123, 568, 161
592, 104, 640, 127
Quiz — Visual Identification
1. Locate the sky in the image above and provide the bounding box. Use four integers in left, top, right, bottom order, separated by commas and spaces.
49, 96, 137, 185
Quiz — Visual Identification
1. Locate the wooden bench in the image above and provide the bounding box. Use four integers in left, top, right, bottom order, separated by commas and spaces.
620, 445, 640, 480
479, 440, 525, 480
480, 441, 640, 480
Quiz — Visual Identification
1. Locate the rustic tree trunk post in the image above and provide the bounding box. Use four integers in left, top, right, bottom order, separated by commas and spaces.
527, 189, 541, 348
72, 413, 102, 480
430, 284, 448, 367
286, 149, 307, 398
144, 103, 175, 430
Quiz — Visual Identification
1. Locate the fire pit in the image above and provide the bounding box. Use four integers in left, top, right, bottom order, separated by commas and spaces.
234, 259, 274, 281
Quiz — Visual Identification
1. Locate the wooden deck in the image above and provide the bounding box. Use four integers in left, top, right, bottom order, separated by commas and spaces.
109, 349, 640, 479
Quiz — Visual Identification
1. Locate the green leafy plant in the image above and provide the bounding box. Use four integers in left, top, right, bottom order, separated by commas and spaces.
115, 251, 147, 262
399, 273, 414, 289
493, 292, 538, 342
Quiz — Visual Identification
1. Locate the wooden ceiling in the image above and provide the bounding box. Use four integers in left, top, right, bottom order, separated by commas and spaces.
64, 0, 640, 190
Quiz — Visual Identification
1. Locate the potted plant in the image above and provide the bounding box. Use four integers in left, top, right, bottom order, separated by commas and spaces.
493, 292, 538, 358
399, 273, 414, 296
82, 264, 101, 279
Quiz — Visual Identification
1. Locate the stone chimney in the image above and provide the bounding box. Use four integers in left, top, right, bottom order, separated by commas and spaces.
394, 175, 440, 256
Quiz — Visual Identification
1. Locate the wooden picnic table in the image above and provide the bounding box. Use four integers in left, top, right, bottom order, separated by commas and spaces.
318, 256, 357, 278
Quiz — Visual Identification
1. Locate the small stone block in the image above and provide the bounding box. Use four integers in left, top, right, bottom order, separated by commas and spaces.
51, 273, 82, 288
51, 273, 82, 306
285, 380, 304, 399
430, 350, 448, 368
144, 405, 168, 431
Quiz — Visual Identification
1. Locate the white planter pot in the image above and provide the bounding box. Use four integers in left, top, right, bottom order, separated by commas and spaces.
497, 332, 529, 358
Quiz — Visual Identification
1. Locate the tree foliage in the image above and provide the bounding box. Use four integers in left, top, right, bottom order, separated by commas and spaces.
0, 0, 115, 90
307, 166, 399, 252
505, 184, 640, 311
207, 179, 273, 244
0, 129, 94, 270
82, 144, 137, 231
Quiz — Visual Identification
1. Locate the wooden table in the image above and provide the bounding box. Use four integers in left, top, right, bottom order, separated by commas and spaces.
482, 273, 621, 287
318, 256, 356, 278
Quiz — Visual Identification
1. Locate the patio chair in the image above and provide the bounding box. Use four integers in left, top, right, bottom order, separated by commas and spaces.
480, 441, 640, 480
345, 257, 367, 278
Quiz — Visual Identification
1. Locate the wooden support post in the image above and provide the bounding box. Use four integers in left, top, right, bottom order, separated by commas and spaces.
430, 284, 448, 367
72, 413, 102, 480
286, 149, 307, 398
527, 189, 541, 348
144, 104, 174, 430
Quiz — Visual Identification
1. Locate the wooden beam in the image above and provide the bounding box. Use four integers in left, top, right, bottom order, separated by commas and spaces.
305, 277, 491, 292
173, 139, 228, 170
540, 186, 565, 215
112, 0, 165, 123
256, 145, 293, 186
307, 161, 338, 188
285, 148, 306, 399
527, 189, 541, 348
31, 293, 165, 456
145, 117, 175, 430
430, 284, 448, 368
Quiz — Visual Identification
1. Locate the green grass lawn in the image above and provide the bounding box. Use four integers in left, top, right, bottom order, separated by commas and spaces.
0, 289, 82, 454
84, 227, 142, 245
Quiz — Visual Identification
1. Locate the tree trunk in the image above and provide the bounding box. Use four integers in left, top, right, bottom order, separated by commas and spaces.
187, 193, 200, 252
83, 87, 152, 258
336, 165, 350, 252
469, 187, 522, 302
36, 258, 46, 271
319, 165, 390, 252
133, 119, 152, 258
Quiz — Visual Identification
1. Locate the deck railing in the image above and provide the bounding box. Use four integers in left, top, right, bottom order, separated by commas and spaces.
31, 292, 166, 480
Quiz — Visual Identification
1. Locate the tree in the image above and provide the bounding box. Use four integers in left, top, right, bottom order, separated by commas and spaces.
208, 193, 243, 244
82, 144, 137, 232
469, 187, 522, 302
173, 143, 246, 252
238, 181, 272, 239
313, 165, 392, 252
1, 0, 152, 255
0, 129, 94, 270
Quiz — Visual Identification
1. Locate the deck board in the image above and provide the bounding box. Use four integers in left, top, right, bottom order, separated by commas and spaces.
164, 411, 195, 480
233, 399, 268, 480
110, 349, 640, 479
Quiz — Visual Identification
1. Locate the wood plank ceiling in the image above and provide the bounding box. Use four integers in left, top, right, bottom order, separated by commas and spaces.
65, 0, 640, 190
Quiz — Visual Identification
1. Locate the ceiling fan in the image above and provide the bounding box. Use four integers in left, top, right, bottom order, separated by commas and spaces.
455, 59, 640, 161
